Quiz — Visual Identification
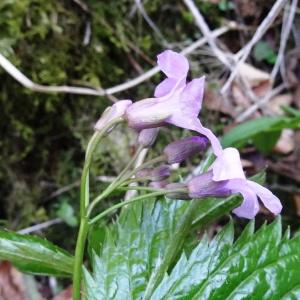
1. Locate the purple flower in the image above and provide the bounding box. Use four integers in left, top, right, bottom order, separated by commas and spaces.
95, 100, 132, 131
187, 147, 282, 219
136, 165, 171, 181
188, 171, 231, 199
163, 136, 208, 164
150, 180, 169, 189
125, 50, 223, 156
137, 128, 159, 148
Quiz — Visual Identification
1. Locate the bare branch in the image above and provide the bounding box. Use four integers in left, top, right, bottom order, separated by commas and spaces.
236, 83, 286, 122
0, 26, 230, 98
135, 0, 169, 47
18, 218, 63, 234
271, 0, 298, 81
183, 0, 232, 69
221, 0, 288, 94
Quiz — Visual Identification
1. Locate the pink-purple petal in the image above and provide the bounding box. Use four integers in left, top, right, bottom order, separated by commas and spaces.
211, 148, 246, 181
247, 180, 282, 215
154, 78, 178, 97
180, 77, 205, 114
227, 179, 260, 219
191, 119, 223, 157
157, 50, 189, 79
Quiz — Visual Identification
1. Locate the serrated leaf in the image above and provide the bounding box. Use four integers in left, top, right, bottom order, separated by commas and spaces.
0, 230, 74, 276
84, 193, 240, 300
151, 217, 300, 300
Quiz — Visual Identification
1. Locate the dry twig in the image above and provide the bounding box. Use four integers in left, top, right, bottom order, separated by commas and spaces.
236, 83, 286, 122
183, 0, 232, 69
0, 27, 230, 99
18, 218, 63, 234
271, 0, 298, 82
221, 0, 288, 94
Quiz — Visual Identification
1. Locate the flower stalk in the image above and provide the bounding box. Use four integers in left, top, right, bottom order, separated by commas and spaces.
72, 118, 123, 300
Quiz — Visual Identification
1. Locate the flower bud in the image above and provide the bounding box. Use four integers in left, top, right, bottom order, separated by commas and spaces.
163, 136, 209, 164
136, 165, 171, 181
138, 128, 159, 148
94, 100, 132, 131
165, 183, 189, 199
187, 171, 231, 199
150, 180, 168, 189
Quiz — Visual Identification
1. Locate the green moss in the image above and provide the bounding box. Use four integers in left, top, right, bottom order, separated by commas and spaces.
0, 0, 226, 230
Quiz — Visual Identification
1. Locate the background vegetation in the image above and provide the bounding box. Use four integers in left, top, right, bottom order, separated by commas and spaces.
0, 0, 299, 297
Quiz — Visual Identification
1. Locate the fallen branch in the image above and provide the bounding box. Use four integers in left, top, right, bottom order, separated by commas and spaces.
221, 0, 288, 94
236, 83, 286, 122
183, 0, 232, 69
0, 26, 230, 98
18, 218, 63, 234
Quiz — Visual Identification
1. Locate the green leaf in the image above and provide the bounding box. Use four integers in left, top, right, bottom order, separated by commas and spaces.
152, 217, 300, 300
0, 230, 74, 276
253, 130, 281, 154
222, 115, 300, 149
254, 41, 277, 64
85, 216, 300, 299
84, 192, 241, 300
56, 200, 78, 227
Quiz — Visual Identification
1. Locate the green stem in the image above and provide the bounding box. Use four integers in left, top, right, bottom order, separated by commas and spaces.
117, 186, 165, 193
73, 118, 123, 300
87, 154, 166, 217
89, 191, 167, 225
87, 146, 144, 216
122, 155, 166, 183
142, 152, 215, 300
72, 217, 89, 300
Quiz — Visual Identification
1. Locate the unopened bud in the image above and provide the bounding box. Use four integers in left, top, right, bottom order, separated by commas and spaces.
136, 165, 171, 181
150, 180, 168, 189
163, 136, 209, 164
94, 100, 132, 131
138, 128, 159, 148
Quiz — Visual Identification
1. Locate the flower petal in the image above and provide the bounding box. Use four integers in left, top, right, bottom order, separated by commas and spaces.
227, 179, 260, 219
191, 119, 223, 157
154, 78, 178, 97
125, 97, 174, 130
247, 180, 282, 215
188, 171, 231, 198
166, 77, 204, 126
211, 148, 246, 181
157, 50, 189, 79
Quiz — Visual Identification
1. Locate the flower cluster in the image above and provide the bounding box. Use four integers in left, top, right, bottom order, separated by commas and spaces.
95, 50, 282, 219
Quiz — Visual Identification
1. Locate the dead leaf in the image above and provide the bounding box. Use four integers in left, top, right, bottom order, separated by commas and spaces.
232, 63, 272, 111
204, 88, 236, 116
0, 262, 27, 300
274, 129, 295, 154
52, 286, 72, 300
232, 84, 251, 108
266, 94, 293, 116
237, 63, 272, 90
